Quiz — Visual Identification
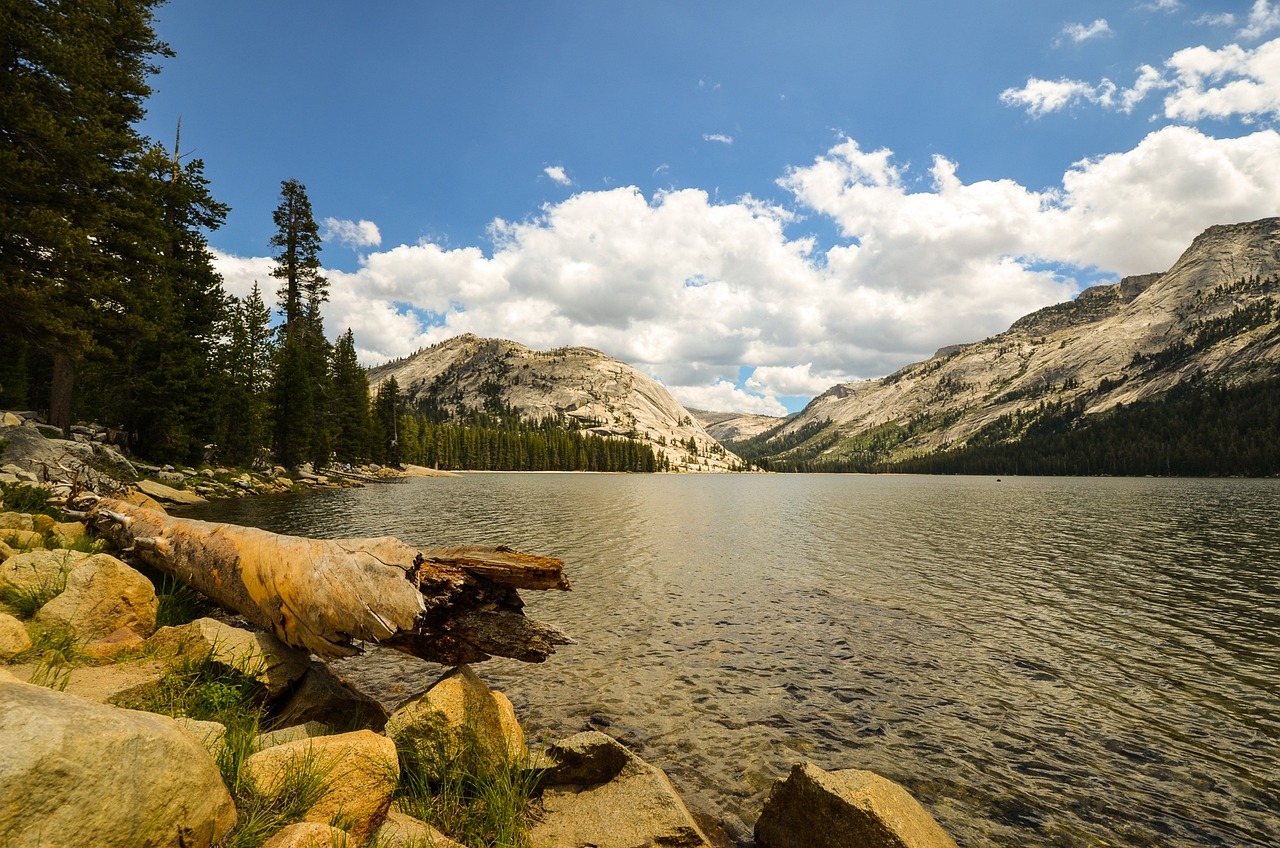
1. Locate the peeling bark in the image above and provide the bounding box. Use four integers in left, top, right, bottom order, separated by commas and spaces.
80, 496, 572, 665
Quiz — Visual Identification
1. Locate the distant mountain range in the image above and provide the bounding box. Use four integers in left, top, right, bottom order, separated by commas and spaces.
367, 218, 1280, 476
368, 334, 742, 471
727, 217, 1280, 475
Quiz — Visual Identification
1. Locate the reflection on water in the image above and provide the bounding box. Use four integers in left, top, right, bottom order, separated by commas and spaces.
185, 474, 1280, 847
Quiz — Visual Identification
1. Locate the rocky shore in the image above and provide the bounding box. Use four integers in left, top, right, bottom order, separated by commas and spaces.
1, 410, 960, 847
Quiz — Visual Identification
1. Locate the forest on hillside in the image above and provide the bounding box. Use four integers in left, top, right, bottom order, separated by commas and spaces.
734, 376, 1280, 477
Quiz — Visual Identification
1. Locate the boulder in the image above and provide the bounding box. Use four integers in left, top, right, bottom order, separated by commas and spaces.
0, 675, 236, 847
538, 729, 632, 786
0, 613, 32, 659
0, 412, 23, 427
30, 514, 56, 535
754, 763, 958, 848
148, 617, 309, 698
0, 528, 42, 550
273, 660, 389, 731
0, 549, 89, 595
34, 553, 158, 639
0, 512, 34, 531
386, 664, 526, 772
135, 478, 207, 505
530, 731, 714, 848
49, 520, 88, 547
0, 540, 14, 563
261, 822, 351, 848
83, 625, 147, 659
243, 729, 399, 844
375, 809, 466, 848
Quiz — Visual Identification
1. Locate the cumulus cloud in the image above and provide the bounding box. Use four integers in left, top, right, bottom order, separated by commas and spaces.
1003, 35, 1280, 121
1240, 0, 1280, 39
321, 217, 382, 249
1057, 19, 1112, 45
703, 133, 734, 144
1195, 12, 1237, 27
668, 380, 788, 416
210, 250, 274, 301
544, 165, 572, 186
212, 127, 1280, 414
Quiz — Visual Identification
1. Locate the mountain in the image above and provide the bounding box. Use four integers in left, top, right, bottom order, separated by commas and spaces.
688, 409, 788, 442
367, 334, 742, 471
735, 217, 1280, 472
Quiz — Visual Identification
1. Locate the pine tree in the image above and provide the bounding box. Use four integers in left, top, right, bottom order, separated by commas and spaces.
330, 329, 373, 463
373, 377, 402, 467
266, 178, 331, 469
0, 0, 173, 431
269, 178, 325, 330
220, 283, 272, 466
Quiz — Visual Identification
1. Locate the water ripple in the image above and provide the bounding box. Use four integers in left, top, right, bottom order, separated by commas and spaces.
186, 474, 1280, 847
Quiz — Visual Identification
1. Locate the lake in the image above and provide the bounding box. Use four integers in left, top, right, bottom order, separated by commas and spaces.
183, 473, 1280, 847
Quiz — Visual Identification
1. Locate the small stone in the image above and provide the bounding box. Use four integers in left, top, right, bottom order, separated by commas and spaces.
83, 625, 147, 659
375, 810, 466, 848
253, 721, 334, 751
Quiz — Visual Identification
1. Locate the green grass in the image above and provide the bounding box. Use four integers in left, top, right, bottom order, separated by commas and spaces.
217, 748, 342, 848
0, 482, 63, 519
0, 557, 71, 618
393, 717, 543, 848
24, 625, 85, 691
154, 574, 216, 628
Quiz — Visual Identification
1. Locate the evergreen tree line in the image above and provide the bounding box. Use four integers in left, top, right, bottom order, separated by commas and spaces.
395, 409, 664, 472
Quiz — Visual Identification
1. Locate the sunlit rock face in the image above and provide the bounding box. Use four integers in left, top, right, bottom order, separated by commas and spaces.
764, 217, 1280, 462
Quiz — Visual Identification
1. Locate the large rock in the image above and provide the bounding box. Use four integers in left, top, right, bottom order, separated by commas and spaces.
33, 553, 158, 639
0, 613, 32, 659
271, 659, 388, 729
135, 478, 207, 505
0, 528, 42, 550
0, 675, 236, 847
0, 549, 89, 595
0, 512, 34, 531
531, 731, 713, 848
375, 810, 466, 848
754, 762, 958, 848
243, 729, 399, 844
386, 664, 526, 771
0, 421, 137, 485
121, 489, 167, 513
148, 617, 310, 698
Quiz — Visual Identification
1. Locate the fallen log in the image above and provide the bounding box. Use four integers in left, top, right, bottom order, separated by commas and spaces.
76, 496, 572, 665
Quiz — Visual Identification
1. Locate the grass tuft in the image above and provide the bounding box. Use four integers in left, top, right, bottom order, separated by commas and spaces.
25, 625, 85, 691
217, 748, 341, 848
154, 574, 216, 628
393, 718, 543, 848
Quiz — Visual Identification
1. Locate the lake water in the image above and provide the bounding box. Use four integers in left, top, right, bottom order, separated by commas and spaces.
183, 473, 1280, 847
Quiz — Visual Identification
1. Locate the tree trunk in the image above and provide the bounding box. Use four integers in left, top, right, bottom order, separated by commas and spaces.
82, 497, 572, 665
50, 348, 75, 435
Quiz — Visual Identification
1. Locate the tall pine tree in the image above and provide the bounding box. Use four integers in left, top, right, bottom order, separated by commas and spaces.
330, 329, 373, 463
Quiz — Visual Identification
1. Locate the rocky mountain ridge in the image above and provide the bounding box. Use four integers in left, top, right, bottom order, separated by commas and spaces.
744, 217, 1280, 467
368, 335, 742, 471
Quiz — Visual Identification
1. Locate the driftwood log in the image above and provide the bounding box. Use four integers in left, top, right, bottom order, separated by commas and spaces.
78, 496, 572, 665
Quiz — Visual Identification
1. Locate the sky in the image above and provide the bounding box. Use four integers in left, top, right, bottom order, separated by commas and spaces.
139, 1, 1280, 414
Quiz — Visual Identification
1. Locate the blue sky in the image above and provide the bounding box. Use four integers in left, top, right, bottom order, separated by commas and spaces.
141, 1, 1280, 414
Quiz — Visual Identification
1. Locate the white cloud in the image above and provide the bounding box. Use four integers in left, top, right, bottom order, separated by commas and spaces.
1000, 77, 1118, 117
746, 364, 856, 398
668, 380, 788, 416
1058, 19, 1112, 45
1240, 0, 1280, 39
321, 217, 382, 249
703, 133, 734, 144
215, 127, 1280, 414
544, 165, 573, 186
1003, 36, 1280, 121
210, 250, 274, 301
1140, 0, 1180, 12
1195, 12, 1237, 27
1161, 38, 1280, 120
